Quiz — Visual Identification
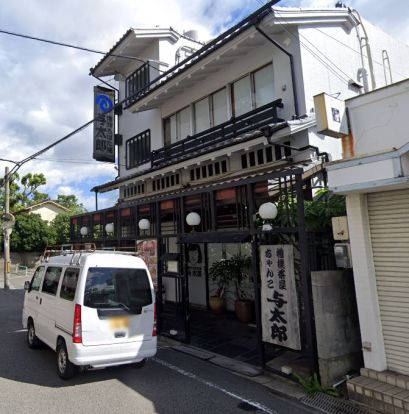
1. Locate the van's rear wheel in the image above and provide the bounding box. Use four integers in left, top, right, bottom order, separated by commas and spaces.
27, 320, 40, 349
132, 359, 146, 368
57, 341, 78, 380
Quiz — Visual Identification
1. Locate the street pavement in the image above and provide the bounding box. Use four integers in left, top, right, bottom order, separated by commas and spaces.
0, 273, 320, 414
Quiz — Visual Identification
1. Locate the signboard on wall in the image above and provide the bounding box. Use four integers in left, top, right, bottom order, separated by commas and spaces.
137, 239, 158, 287
93, 86, 115, 162
260, 245, 301, 350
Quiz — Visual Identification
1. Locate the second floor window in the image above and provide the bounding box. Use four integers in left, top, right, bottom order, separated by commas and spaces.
126, 130, 151, 169
163, 106, 190, 146
232, 64, 274, 117
194, 88, 228, 134
126, 63, 150, 104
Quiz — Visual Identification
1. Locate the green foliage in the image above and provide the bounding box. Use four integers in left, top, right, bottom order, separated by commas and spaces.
256, 189, 346, 231
209, 253, 251, 299
56, 195, 86, 213
293, 373, 340, 397
10, 213, 55, 252
50, 213, 71, 245
0, 172, 49, 211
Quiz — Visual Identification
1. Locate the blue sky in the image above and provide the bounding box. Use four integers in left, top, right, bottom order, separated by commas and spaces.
0, 0, 408, 211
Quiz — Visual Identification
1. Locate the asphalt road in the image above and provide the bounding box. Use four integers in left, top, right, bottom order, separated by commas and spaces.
0, 275, 319, 414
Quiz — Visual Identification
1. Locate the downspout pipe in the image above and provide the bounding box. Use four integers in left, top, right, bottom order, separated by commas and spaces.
255, 26, 299, 117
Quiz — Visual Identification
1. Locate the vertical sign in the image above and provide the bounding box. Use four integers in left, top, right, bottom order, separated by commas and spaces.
260, 245, 301, 350
137, 239, 158, 288
93, 86, 115, 162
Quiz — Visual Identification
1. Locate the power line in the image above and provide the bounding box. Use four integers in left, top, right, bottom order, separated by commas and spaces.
256, 1, 352, 87
0, 28, 162, 65
312, 27, 409, 80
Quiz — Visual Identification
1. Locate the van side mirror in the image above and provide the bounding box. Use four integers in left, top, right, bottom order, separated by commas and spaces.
24, 281, 30, 291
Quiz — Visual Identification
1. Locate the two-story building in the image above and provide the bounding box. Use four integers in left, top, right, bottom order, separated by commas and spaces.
71, 2, 409, 376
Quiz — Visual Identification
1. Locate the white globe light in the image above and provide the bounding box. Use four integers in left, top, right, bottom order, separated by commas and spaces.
105, 222, 114, 234
259, 202, 278, 220
80, 226, 88, 236
186, 212, 201, 227
138, 218, 150, 231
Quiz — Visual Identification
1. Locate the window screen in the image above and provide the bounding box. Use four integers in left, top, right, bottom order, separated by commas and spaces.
126, 129, 151, 169
42, 267, 62, 296
233, 75, 252, 117
195, 98, 210, 133
212, 89, 227, 126
254, 65, 274, 108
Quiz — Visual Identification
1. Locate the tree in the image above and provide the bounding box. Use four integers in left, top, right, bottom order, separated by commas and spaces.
0, 172, 49, 211
50, 213, 71, 245
10, 213, 55, 252
56, 194, 86, 214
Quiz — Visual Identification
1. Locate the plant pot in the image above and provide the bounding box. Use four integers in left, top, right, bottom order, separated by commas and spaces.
235, 299, 254, 323
209, 296, 225, 314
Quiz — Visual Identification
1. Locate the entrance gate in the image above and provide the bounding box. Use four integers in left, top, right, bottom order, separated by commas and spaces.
156, 167, 319, 375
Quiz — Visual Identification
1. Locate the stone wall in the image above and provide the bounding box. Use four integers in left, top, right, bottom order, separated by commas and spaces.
312, 270, 363, 387
0, 252, 41, 269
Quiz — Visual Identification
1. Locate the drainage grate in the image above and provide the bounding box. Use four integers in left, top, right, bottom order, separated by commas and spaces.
301, 393, 372, 414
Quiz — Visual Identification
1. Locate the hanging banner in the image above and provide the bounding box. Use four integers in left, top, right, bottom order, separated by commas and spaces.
93, 86, 115, 162
137, 239, 158, 287
260, 245, 301, 350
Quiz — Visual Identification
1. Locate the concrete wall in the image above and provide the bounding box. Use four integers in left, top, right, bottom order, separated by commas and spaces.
312, 270, 363, 387
1, 252, 41, 269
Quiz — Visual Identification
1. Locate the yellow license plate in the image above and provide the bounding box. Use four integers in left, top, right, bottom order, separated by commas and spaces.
109, 316, 129, 330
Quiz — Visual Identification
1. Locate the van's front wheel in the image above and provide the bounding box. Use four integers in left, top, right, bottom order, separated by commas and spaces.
57, 341, 78, 380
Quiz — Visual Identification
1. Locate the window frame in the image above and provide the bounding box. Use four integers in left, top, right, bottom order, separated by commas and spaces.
29, 266, 45, 293
232, 63, 274, 117
126, 129, 151, 169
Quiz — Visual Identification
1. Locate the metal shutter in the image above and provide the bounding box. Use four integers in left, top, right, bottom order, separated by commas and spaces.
368, 189, 409, 375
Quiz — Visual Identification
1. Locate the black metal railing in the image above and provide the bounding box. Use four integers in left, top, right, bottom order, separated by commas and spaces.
151, 99, 285, 168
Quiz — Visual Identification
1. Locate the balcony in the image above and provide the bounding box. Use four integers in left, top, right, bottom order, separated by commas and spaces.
151, 99, 285, 168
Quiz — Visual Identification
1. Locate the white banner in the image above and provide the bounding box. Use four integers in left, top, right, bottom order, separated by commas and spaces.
93, 86, 115, 162
260, 245, 301, 350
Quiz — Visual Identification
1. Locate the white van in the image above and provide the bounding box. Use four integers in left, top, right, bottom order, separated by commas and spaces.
22, 247, 157, 379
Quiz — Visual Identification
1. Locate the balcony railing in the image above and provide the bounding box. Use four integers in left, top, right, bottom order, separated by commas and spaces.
151, 99, 284, 168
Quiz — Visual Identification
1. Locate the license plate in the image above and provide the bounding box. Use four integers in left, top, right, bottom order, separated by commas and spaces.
109, 316, 129, 330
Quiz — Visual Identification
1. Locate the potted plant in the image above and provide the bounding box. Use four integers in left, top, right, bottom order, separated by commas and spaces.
228, 253, 254, 323
208, 258, 232, 314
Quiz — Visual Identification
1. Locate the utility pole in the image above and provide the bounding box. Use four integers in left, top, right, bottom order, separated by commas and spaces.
3, 167, 10, 289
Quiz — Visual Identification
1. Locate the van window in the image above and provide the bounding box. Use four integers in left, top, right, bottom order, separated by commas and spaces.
84, 267, 152, 313
29, 266, 45, 292
42, 267, 62, 296
60, 268, 79, 301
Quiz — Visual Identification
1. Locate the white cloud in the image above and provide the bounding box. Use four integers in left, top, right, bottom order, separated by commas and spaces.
0, 0, 408, 211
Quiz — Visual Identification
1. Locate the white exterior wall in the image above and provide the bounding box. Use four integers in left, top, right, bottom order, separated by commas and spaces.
28, 205, 67, 223
346, 193, 387, 371
160, 32, 297, 121
347, 80, 409, 156
299, 23, 409, 161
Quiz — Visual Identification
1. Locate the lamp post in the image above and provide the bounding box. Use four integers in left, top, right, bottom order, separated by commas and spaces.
186, 212, 201, 231
258, 202, 278, 230
138, 218, 150, 236
105, 222, 114, 235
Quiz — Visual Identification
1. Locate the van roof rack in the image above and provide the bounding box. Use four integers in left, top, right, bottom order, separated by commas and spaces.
41, 243, 96, 262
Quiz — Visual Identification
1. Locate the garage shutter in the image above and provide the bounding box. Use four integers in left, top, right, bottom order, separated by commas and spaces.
368, 189, 409, 375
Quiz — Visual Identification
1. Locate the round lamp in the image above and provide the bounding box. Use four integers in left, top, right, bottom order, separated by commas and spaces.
138, 218, 150, 231
105, 222, 114, 234
186, 212, 201, 227
258, 202, 278, 220
80, 226, 88, 237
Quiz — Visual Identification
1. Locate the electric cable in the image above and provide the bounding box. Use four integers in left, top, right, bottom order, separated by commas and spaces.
255, 1, 352, 87
0, 28, 168, 74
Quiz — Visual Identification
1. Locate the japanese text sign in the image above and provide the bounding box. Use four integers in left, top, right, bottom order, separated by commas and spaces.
260, 245, 301, 350
93, 86, 115, 162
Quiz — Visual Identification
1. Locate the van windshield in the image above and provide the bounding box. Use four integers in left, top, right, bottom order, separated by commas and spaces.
84, 267, 152, 313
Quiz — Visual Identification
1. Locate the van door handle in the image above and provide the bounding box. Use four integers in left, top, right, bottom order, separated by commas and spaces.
39, 298, 42, 305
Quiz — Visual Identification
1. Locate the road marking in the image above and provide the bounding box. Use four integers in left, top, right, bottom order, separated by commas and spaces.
152, 357, 278, 414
